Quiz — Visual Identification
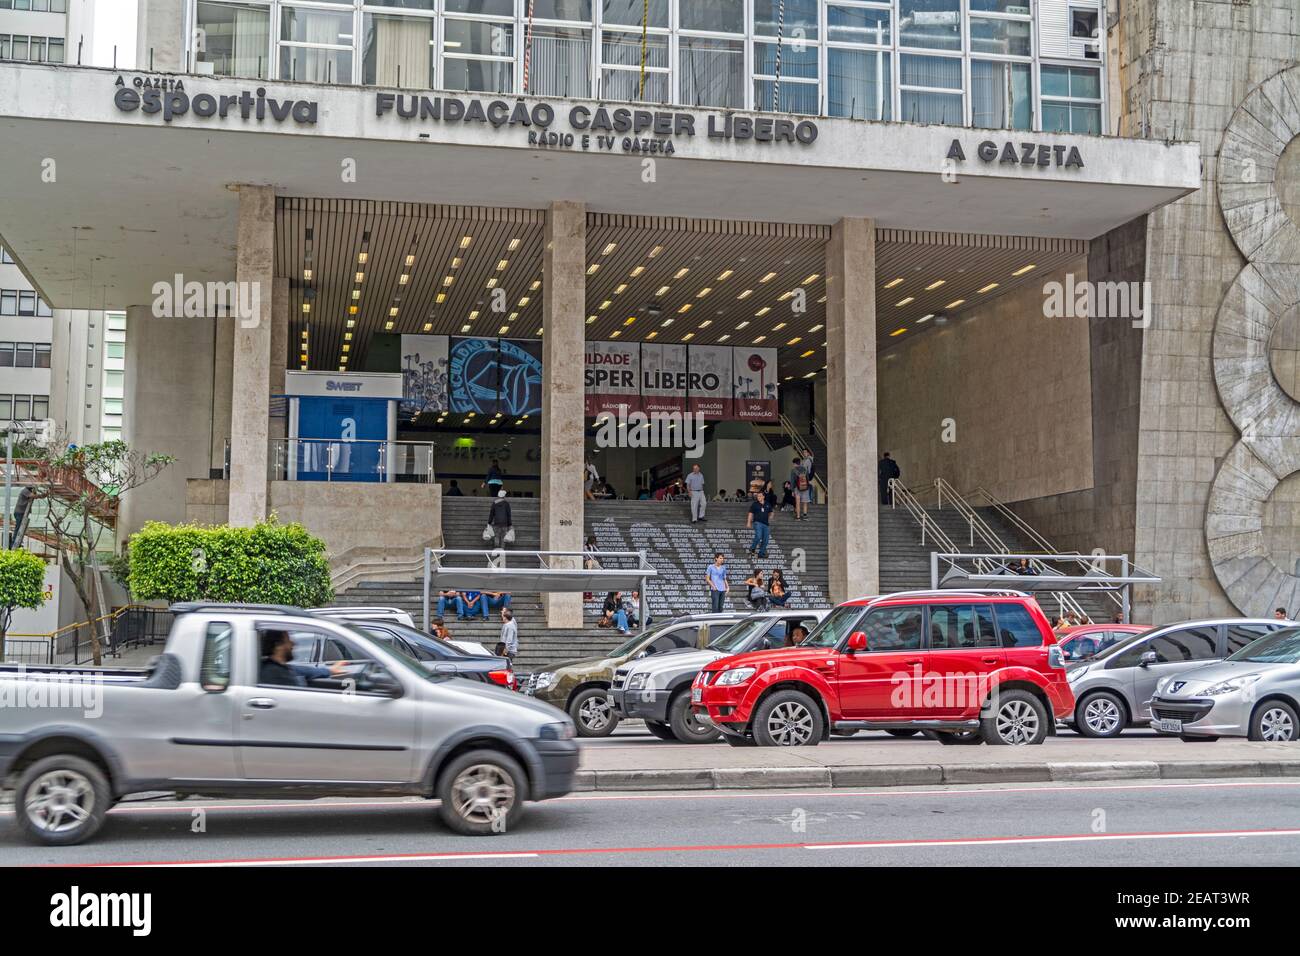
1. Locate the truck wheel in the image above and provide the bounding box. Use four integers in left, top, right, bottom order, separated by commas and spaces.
1249, 701, 1298, 741
436, 749, 527, 836
752, 690, 823, 747
644, 721, 677, 741
15, 755, 111, 846
669, 693, 721, 744
569, 688, 619, 738
1076, 691, 1127, 738
982, 690, 1049, 745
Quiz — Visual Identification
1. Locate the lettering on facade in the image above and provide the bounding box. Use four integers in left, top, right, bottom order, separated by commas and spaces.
326, 380, 364, 392
112, 75, 319, 124
946, 138, 1084, 169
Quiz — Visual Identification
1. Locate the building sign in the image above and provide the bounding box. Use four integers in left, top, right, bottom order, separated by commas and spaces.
585, 340, 642, 415
639, 343, 688, 415
687, 345, 733, 419
947, 138, 1084, 168
112, 75, 319, 124
732, 347, 779, 421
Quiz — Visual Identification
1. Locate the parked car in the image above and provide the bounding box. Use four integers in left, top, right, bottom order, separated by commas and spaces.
311, 618, 515, 689
312, 605, 491, 658
1058, 623, 1148, 662
693, 590, 1073, 747
1148, 626, 1300, 741
523, 613, 746, 737
1066, 617, 1293, 737
0, 603, 577, 845
611, 609, 830, 743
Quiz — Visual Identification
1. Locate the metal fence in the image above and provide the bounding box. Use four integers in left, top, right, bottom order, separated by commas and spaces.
2, 605, 173, 666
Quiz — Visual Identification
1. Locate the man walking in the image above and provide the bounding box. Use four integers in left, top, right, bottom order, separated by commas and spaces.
789, 456, 809, 520
496, 608, 518, 663
685, 462, 707, 523
488, 489, 513, 550
747, 489, 774, 559
879, 452, 901, 505
706, 553, 729, 613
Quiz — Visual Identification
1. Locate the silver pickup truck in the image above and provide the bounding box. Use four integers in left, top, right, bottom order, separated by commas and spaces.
0, 603, 578, 846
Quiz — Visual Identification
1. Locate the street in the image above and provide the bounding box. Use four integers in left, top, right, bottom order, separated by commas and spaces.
5, 776, 1300, 867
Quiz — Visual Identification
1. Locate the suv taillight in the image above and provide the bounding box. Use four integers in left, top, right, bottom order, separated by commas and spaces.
1048, 645, 1064, 669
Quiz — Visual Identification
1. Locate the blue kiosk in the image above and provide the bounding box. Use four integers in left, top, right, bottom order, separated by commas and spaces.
284, 371, 403, 482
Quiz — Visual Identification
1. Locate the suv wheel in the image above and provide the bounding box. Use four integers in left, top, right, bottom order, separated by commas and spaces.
15, 755, 111, 846
644, 721, 677, 741
1250, 700, 1299, 741
982, 690, 1049, 745
669, 692, 721, 744
569, 688, 619, 738
1076, 691, 1127, 738
752, 690, 823, 747
436, 749, 526, 836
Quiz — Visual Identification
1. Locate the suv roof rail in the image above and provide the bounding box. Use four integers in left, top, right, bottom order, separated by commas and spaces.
170, 602, 307, 615
863, 589, 1031, 602
311, 606, 406, 615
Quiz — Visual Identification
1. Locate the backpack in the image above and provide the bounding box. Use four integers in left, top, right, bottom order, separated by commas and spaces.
797, 473, 809, 491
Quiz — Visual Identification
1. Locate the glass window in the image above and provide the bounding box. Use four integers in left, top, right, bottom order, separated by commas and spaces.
105, 342, 125, 360
279, 6, 354, 84
753, 0, 819, 40
36, 296, 51, 317
107, 313, 127, 331
363, 13, 436, 88
12, 395, 30, 420
970, 0, 1032, 10
802, 604, 865, 648
527, 24, 591, 98
971, 59, 1031, 129
33, 394, 50, 422
1226, 624, 1276, 655
0, 291, 14, 315
35, 343, 52, 367
0, 247, 13, 263
929, 604, 998, 649
828, 48, 891, 120
0, 396, 9, 421
899, 53, 963, 125
195, 1, 270, 79
1041, 64, 1102, 133
754, 40, 819, 114
18, 291, 36, 315
992, 603, 1045, 648
1112, 627, 1219, 667
1070, 7, 1100, 40
602, 0, 667, 28
200, 622, 234, 692
1228, 628, 1300, 664
969, 17, 1031, 57
446, 0, 514, 14
898, 0, 962, 51
859, 605, 925, 652
681, 0, 743, 33
105, 370, 125, 392
15, 344, 34, 367
828, 5, 891, 45
443, 18, 514, 93
0, 343, 12, 367
681, 36, 744, 109
533, 0, 592, 19
647, 626, 697, 654
601, 29, 668, 102
47, 37, 63, 64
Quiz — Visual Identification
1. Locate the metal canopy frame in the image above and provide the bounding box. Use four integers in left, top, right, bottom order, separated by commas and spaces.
422, 548, 658, 633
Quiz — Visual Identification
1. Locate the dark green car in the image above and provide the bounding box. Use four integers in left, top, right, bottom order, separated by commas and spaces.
522, 614, 746, 736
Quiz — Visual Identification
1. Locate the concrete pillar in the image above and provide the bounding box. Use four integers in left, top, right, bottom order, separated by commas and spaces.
228, 185, 275, 526
540, 201, 587, 628
210, 316, 234, 474
135, 0, 186, 72
824, 218, 879, 601
119, 305, 217, 541
269, 278, 289, 445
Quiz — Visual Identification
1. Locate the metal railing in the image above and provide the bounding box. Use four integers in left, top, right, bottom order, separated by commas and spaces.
224, 438, 438, 483
777, 413, 829, 501
2, 604, 170, 666
888, 479, 961, 557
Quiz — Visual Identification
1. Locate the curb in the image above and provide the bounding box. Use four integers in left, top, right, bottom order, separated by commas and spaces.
571, 760, 1300, 792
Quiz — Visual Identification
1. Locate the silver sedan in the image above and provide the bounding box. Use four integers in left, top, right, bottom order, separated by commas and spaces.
1148, 627, 1300, 741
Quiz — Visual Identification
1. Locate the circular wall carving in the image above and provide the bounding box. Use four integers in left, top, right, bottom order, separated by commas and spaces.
1270, 304, 1300, 402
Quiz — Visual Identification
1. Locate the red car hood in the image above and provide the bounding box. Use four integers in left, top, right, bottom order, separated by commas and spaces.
708, 646, 828, 671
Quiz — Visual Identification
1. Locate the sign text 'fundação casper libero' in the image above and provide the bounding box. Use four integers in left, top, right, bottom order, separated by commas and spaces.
375, 93, 819, 154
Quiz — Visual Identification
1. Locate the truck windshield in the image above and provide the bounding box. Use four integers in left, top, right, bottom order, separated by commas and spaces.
800, 606, 866, 648
709, 618, 768, 653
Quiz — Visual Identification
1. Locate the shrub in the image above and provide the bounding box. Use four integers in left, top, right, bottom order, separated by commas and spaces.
0, 549, 48, 658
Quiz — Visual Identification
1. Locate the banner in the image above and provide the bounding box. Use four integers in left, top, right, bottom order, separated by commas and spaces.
498, 337, 544, 416
639, 342, 688, 414
399, 334, 449, 419
746, 459, 772, 493
584, 340, 641, 416
449, 336, 502, 415
687, 344, 732, 419
732, 346, 779, 421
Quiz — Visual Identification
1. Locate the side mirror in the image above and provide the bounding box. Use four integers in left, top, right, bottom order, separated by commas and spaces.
361, 669, 404, 697
847, 632, 868, 653
1139, 650, 1158, 667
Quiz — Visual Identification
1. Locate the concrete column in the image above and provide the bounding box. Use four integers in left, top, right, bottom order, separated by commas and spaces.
269, 277, 289, 445
135, 0, 186, 72
228, 185, 275, 526
540, 201, 587, 628
824, 218, 879, 602
210, 316, 234, 474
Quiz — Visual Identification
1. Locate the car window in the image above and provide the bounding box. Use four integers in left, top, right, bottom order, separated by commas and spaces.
992, 603, 1045, 648
199, 621, 233, 692
360, 625, 437, 662
1227, 627, 1300, 663
647, 627, 697, 655
1226, 624, 1274, 655
929, 604, 997, 649
290, 634, 323, 662
263, 627, 405, 693
802, 605, 866, 648
859, 605, 924, 652
1111, 626, 1218, 666
706, 622, 738, 642
755, 621, 788, 650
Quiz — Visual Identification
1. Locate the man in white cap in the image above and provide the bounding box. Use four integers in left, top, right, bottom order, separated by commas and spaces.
685, 462, 707, 523
488, 488, 513, 550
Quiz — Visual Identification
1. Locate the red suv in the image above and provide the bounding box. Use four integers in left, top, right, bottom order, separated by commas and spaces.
693, 590, 1074, 746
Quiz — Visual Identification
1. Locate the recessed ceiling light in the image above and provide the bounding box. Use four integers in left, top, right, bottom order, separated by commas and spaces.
530, 279, 541, 290
600, 300, 612, 310
611, 329, 621, 338
803, 371, 817, 379
697, 288, 712, 297
803, 273, 819, 285
674, 268, 690, 279
925, 279, 946, 290
809, 324, 823, 332
754, 335, 766, 343
737, 321, 750, 329
518, 297, 530, 307
918, 313, 935, 323
800, 349, 815, 357
357, 252, 368, 264
717, 269, 734, 281
786, 337, 801, 345
352, 290, 360, 300
896, 296, 914, 307
978, 282, 999, 293
452, 257, 463, 269
760, 272, 777, 283
437, 293, 447, 303
700, 319, 712, 328
614, 284, 627, 295
587, 264, 600, 275
442, 275, 453, 286
301, 303, 310, 313
405, 254, 415, 267
347, 319, 356, 328
678, 303, 692, 313
355, 272, 365, 283
647, 330, 658, 339
890, 328, 907, 336
602, 242, 617, 256
945, 298, 966, 309
497, 260, 509, 271
586, 315, 597, 324
737, 289, 753, 299
630, 266, 645, 277
486, 278, 497, 289
389, 307, 399, 317
719, 334, 730, 341
884, 277, 904, 289
469, 310, 480, 320
756, 307, 771, 317
384, 321, 394, 330
623, 316, 636, 326
509, 238, 521, 251
460, 236, 473, 249
648, 245, 664, 258
683, 332, 695, 341
348, 305, 358, 314
661, 318, 674, 327
342, 344, 350, 352
1012, 264, 1037, 276
461, 324, 471, 332
773, 322, 787, 331
303, 269, 313, 280
656, 286, 671, 296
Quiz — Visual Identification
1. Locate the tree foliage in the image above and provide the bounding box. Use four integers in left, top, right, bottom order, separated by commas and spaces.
0, 549, 47, 660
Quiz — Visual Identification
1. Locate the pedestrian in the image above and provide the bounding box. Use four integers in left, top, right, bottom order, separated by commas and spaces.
712, 487, 728, 502
878, 452, 901, 505
685, 462, 707, 523
789, 457, 810, 520
436, 588, 461, 618
734, 487, 747, 500
1016, 558, 1039, 576
584, 534, 602, 570
1112, 612, 1125, 624
446, 479, 464, 497
432, 616, 452, 641
488, 488, 513, 549
744, 569, 770, 610
483, 459, 504, 497
706, 553, 729, 613
628, 589, 653, 627
769, 569, 789, 607
800, 448, 815, 504
1276, 607, 1290, 621
459, 589, 488, 620
584, 459, 601, 501
781, 480, 795, 511
484, 590, 512, 613
495, 608, 518, 662
747, 489, 774, 558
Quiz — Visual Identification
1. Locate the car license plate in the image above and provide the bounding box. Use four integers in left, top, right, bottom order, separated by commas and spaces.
1155, 718, 1182, 734
691, 687, 702, 703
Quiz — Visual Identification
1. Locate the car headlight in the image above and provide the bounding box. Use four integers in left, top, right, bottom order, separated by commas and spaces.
1067, 665, 1091, 683
1201, 674, 1261, 697
533, 672, 556, 690
1155, 675, 1171, 695
539, 721, 575, 740
716, 667, 757, 686
627, 672, 648, 690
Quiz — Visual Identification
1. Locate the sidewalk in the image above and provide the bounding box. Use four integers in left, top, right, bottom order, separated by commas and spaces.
573, 735, 1300, 791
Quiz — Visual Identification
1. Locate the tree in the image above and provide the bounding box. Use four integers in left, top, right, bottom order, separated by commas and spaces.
0, 549, 47, 662
29, 435, 173, 665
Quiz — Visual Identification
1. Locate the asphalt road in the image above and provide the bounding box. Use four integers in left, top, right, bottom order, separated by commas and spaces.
6, 777, 1300, 867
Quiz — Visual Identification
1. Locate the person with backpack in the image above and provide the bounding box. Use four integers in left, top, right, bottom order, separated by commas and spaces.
878, 452, 901, 505
789, 457, 810, 520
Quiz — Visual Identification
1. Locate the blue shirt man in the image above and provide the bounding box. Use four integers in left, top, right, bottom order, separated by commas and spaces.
747, 491, 774, 558
706, 554, 729, 613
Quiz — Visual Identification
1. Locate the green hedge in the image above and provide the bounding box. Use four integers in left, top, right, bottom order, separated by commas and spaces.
127, 518, 334, 607
0, 548, 47, 618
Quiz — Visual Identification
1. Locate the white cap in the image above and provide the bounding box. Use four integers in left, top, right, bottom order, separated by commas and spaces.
498, 489, 506, 498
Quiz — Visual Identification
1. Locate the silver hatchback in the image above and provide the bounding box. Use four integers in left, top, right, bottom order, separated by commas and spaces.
1065, 617, 1292, 737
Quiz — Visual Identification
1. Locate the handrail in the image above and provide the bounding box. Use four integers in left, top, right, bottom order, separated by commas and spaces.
778, 413, 829, 500
888, 478, 960, 555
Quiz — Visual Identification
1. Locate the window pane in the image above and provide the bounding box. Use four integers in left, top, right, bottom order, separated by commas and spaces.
0, 343, 12, 366
753, 0, 819, 40
828, 48, 892, 120
281, 7, 352, 45
106, 342, 125, 360
680, 36, 744, 109
528, 25, 591, 98
901, 89, 962, 124
48, 38, 63, 63
32, 395, 48, 419
602, 29, 667, 69
1040, 65, 1069, 97
1070, 67, 1102, 99
196, 1, 270, 78
445, 18, 513, 56
18, 291, 35, 315
1041, 101, 1069, 131
533, 0, 592, 20
970, 0, 1032, 11
363, 13, 435, 87
898, 0, 962, 51
13, 395, 30, 420
446, 0, 514, 14
930, 604, 998, 649
15, 345, 33, 367
0, 398, 10, 421
1150, 628, 1219, 662
754, 78, 820, 115
369, 0, 436, 8
680, 0, 743, 34
444, 55, 514, 93
969, 16, 1031, 57
36, 344, 52, 367
602, 0, 667, 28
36, 296, 52, 316
992, 604, 1044, 648
603, 67, 668, 103
860, 606, 924, 652
1071, 103, 1101, 133
200, 622, 234, 691
900, 53, 961, 89
971, 59, 1031, 130
280, 46, 351, 83
1226, 624, 1273, 655
827, 5, 891, 45
754, 40, 818, 80
0, 292, 14, 316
